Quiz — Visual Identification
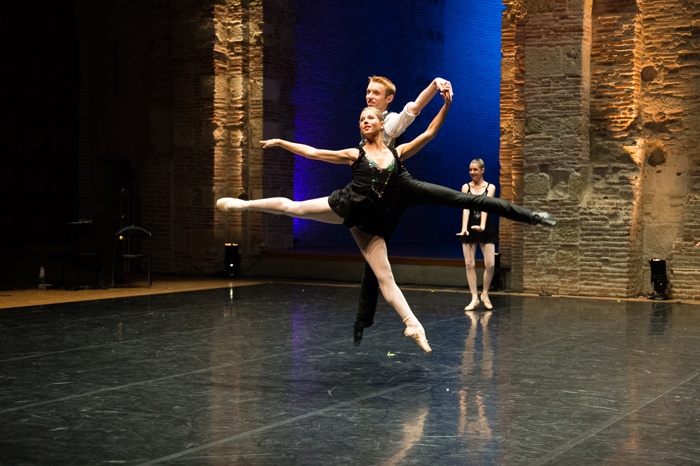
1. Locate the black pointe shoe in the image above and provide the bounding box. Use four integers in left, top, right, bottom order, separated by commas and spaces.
530, 211, 557, 227
353, 323, 364, 346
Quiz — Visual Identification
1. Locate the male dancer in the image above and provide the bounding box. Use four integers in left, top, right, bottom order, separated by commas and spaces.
364, 76, 452, 148
353, 76, 451, 345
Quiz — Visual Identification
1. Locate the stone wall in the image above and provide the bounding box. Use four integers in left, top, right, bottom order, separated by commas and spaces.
501, 0, 700, 299
211, 0, 265, 271
647, 1, 700, 299
76, 0, 264, 276
500, 2, 528, 291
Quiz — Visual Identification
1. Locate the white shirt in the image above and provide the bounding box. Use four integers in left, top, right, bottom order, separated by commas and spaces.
382, 102, 419, 147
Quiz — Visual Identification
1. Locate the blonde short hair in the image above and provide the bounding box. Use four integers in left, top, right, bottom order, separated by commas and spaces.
368, 76, 396, 98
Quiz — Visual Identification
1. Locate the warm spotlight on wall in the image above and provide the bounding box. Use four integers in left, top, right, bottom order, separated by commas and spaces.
225, 243, 240, 277
648, 258, 669, 300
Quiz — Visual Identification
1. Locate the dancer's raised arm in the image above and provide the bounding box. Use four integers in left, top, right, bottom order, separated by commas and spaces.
260, 139, 359, 165
396, 90, 451, 161
406, 77, 453, 115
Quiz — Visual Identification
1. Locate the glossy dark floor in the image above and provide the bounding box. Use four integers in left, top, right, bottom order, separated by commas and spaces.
1, 283, 699, 465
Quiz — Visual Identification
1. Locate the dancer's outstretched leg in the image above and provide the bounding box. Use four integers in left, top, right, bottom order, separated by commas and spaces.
217, 196, 343, 224
349, 228, 431, 353
394, 179, 556, 226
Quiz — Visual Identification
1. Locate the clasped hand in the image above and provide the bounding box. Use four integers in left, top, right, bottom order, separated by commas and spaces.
456, 225, 484, 236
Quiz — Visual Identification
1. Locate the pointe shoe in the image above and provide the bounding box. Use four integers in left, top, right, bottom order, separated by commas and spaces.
464, 296, 480, 312
481, 294, 493, 310
404, 326, 432, 353
529, 211, 557, 227
216, 197, 247, 212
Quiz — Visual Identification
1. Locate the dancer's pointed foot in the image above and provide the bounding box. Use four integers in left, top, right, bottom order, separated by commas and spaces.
404, 325, 432, 353
353, 323, 364, 346
464, 296, 480, 312
529, 211, 556, 227
481, 293, 493, 310
217, 197, 248, 212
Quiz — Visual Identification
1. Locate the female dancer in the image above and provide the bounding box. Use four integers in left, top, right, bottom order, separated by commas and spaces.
458, 158, 497, 311
218, 92, 556, 351
219, 94, 454, 353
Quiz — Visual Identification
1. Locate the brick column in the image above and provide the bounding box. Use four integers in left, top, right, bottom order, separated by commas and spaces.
585, 0, 644, 297
501, 0, 595, 294
500, 1, 528, 291
212, 0, 265, 269
648, 0, 700, 299
141, 0, 264, 275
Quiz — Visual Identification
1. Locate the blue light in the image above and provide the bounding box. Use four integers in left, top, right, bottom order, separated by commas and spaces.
292, 0, 501, 249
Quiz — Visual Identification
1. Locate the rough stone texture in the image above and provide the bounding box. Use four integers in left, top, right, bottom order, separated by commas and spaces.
211, 0, 265, 274
76, 0, 264, 276
501, 0, 700, 299
500, 3, 528, 290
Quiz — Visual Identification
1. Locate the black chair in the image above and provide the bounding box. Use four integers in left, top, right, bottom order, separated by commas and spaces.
111, 225, 152, 288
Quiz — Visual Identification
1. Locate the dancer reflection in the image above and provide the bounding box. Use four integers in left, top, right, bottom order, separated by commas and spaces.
382, 407, 430, 465
459, 310, 495, 441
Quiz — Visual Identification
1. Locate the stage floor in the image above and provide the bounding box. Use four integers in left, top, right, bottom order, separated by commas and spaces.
1, 281, 698, 465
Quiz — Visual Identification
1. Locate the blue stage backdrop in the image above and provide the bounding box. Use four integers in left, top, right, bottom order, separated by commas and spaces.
292, 0, 502, 256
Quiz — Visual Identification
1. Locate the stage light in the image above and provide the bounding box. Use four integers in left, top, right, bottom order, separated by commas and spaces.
649, 258, 669, 300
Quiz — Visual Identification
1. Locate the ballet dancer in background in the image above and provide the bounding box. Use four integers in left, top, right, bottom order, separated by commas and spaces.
458, 158, 497, 312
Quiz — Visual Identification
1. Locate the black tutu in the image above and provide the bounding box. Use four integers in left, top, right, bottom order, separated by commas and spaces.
329, 186, 391, 237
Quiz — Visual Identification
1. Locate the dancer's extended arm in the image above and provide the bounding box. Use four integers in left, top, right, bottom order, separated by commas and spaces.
406, 78, 453, 115
260, 139, 358, 165
385, 78, 453, 141
396, 91, 451, 161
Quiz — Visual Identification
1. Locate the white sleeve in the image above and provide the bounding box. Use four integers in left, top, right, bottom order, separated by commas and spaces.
383, 102, 419, 140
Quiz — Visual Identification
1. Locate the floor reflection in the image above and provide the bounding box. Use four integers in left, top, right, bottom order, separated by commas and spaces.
459, 311, 495, 447
649, 300, 672, 335
382, 406, 430, 465
2, 284, 699, 464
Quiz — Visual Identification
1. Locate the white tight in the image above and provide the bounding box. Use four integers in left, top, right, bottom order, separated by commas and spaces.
236, 196, 422, 330
241, 196, 344, 224
350, 228, 420, 328
462, 242, 495, 297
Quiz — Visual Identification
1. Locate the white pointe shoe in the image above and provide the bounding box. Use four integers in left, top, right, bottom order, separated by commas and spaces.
464, 296, 480, 312
404, 325, 432, 353
216, 197, 247, 212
